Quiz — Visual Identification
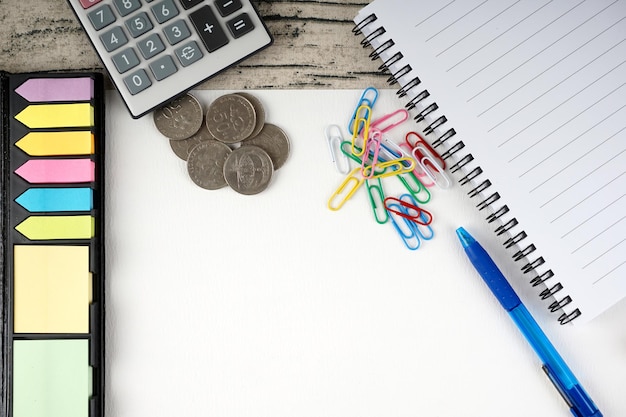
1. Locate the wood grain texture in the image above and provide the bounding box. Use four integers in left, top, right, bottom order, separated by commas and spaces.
0, 0, 388, 90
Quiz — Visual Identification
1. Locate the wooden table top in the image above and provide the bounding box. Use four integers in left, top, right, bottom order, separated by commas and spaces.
0, 0, 387, 91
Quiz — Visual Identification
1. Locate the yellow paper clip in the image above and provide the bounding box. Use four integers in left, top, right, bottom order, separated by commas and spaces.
350, 103, 372, 157
363, 157, 415, 179
412, 144, 452, 189
328, 167, 365, 211
325, 125, 351, 174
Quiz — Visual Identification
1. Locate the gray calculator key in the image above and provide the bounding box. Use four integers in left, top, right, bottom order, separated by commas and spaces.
175, 41, 203, 67
124, 69, 152, 95
88, 5, 116, 30
137, 33, 166, 59
163, 19, 191, 45
125, 12, 154, 38
151, 0, 180, 24
112, 47, 140, 73
100, 26, 129, 52
113, 0, 141, 17
227, 13, 254, 38
215, 0, 242, 17
150, 55, 178, 80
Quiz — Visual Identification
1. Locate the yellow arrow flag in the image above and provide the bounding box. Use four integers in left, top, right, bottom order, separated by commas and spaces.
15, 103, 94, 128
15, 131, 94, 156
15, 215, 94, 240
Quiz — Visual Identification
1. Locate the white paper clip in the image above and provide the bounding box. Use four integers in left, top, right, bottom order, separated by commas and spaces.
325, 125, 351, 174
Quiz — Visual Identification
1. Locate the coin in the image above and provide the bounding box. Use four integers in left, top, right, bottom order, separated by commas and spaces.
223, 145, 274, 195
169, 123, 215, 161
235, 92, 265, 138
205, 93, 256, 144
187, 140, 232, 190
153, 93, 204, 140
241, 123, 290, 170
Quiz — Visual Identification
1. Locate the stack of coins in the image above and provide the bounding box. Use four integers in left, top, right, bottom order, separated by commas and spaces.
153, 93, 290, 195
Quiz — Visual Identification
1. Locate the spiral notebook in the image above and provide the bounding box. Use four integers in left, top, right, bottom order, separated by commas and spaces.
354, 0, 626, 324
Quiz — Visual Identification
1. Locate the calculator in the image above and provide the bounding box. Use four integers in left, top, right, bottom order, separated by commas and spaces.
66, 0, 273, 118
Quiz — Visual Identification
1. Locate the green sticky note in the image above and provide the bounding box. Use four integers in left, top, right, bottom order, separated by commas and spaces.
13, 339, 91, 417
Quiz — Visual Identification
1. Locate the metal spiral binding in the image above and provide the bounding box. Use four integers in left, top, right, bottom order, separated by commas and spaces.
353, 13, 582, 325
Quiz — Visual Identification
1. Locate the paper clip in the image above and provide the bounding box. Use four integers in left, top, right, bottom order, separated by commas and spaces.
327, 167, 365, 211
325, 125, 351, 174
363, 157, 415, 179
370, 109, 409, 134
412, 145, 452, 189
361, 128, 383, 179
397, 171, 431, 204
366, 177, 388, 224
399, 194, 435, 241
380, 138, 415, 170
350, 103, 372, 157
348, 87, 378, 135
387, 202, 421, 250
340, 140, 387, 177
405, 131, 446, 171
397, 142, 435, 187
383, 195, 433, 226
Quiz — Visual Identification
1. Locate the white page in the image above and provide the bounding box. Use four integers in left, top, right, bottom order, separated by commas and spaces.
105, 89, 625, 417
356, 0, 626, 322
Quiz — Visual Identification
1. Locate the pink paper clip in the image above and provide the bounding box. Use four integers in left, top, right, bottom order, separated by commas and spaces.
361, 128, 383, 179
369, 109, 409, 134
383, 196, 433, 226
405, 131, 446, 171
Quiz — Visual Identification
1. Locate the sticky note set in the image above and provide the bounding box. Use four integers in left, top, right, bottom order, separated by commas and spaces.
13, 339, 92, 417
0, 71, 105, 417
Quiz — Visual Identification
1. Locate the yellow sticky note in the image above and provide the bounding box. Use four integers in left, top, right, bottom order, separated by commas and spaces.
14, 245, 91, 333
15, 103, 94, 128
15, 131, 95, 156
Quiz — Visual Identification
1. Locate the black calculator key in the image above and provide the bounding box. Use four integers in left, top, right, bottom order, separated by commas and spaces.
215, 0, 242, 17
227, 13, 254, 38
189, 6, 229, 52
178, 0, 203, 10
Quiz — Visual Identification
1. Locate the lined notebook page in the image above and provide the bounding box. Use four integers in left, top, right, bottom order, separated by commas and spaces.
357, 0, 626, 321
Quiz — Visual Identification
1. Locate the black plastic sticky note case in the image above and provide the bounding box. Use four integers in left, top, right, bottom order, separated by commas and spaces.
0, 70, 105, 417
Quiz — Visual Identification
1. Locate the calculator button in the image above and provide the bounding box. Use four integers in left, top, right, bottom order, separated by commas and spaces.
215, 0, 242, 17
125, 12, 154, 38
189, 6, 229, 52
175, 41, 204, 67
151, 0, 180, 24
80, 0, 104, 9
150, 55, 178, 80
113, 0, 141, 17
227, 13, 254, 38
88, 5, 116, 30
100, 26, 129, 52
163, 19, 191, 45
111, 47, 140, 73
137, 33, 166, 59
178, 0, 203, 10
124, 69, 152, 95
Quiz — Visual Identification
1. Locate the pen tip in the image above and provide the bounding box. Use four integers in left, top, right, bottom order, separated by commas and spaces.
456, 227, 475, 248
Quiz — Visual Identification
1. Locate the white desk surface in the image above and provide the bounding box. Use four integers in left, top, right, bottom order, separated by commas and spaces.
105, 89, 626, 417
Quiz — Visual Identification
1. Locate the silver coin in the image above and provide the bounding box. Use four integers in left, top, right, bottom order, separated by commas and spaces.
235, 92, 265, 138
223, 146, 274, 195
169, 124, 215, 161
187, 140, 232, 190
153, 93, 204, 140
205, 93, 256, 144
241, 123, 290, 170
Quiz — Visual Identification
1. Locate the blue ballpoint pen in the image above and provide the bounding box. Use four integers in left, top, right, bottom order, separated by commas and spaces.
456, 227, 602, 417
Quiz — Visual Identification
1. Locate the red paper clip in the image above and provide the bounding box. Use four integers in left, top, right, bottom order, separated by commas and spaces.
383, 196, 433, 226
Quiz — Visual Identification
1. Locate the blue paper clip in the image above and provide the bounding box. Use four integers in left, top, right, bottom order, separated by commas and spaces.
387, 202, 421, 250
399, 194, 435, 240
348, 87, 378, 135
325, 125, 351, 174
366, 177, 388, 224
